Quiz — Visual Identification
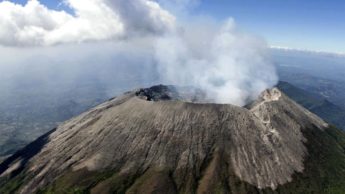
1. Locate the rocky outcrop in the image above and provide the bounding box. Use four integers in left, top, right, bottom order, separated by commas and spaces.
0, 85, 332, 194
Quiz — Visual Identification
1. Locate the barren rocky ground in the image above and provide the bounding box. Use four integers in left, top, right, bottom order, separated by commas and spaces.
0, 85, 344, 194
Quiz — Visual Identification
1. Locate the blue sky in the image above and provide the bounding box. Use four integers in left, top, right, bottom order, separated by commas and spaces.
11, 0, 73, 12
194, 0, 345, 53
12, 0, 56, 8
10, 0, 345, 53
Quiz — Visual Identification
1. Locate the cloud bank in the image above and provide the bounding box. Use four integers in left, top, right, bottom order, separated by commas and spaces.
0, 0, 175, 46
0, 0, 278, 106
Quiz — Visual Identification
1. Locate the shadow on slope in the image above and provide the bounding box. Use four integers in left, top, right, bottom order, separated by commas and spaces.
0, 128, 56, 178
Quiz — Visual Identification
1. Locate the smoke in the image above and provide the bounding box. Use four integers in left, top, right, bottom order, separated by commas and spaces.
154, 19, 278, 105
0, 0, 278, 106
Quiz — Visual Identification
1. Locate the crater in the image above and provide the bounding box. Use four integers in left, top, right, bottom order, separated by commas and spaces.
135, 85, 211, 103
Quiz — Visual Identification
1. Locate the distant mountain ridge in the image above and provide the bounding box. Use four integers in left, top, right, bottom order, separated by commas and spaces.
277, 81, 345, 130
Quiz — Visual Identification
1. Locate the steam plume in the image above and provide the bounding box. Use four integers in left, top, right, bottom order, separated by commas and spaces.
155, 19, 278, 105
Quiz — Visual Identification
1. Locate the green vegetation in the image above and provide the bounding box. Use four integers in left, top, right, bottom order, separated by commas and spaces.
274, 126, 345, 194
0, 173, 26, 194
36, 168, 116, 194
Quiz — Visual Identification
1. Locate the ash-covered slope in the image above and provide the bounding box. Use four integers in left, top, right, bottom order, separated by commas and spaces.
1, 85, 345, 194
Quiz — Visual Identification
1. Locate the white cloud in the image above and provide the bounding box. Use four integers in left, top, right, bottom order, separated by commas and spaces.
0, 0, 175, 46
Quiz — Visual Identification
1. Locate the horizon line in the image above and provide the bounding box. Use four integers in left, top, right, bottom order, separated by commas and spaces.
270, 46, 345, 57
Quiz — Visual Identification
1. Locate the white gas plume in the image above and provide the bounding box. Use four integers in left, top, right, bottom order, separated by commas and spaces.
155, 19, 278, 105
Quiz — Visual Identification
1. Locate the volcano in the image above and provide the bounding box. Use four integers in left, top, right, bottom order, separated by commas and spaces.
1, 85, 345, 194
